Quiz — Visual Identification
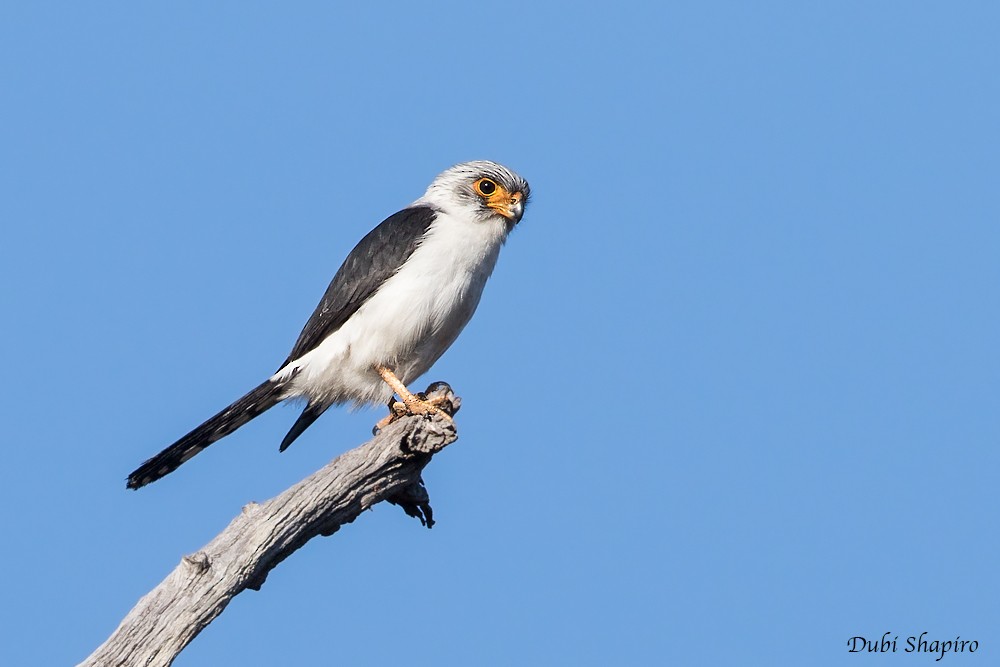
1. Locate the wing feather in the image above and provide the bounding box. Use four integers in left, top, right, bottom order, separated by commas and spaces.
280, 205, 437, 367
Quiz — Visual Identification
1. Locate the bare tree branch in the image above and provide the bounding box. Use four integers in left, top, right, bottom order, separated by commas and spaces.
80, 384, 460, 667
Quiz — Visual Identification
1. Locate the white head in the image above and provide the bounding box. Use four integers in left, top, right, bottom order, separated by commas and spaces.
419, 160, 531, 227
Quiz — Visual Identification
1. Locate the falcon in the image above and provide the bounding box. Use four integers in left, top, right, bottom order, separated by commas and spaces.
127, 160, 530, 489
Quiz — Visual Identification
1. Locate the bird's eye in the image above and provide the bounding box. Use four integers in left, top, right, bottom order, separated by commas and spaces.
476, 178, 497, 196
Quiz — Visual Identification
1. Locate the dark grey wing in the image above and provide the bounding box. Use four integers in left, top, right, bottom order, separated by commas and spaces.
279, 205, 438, 368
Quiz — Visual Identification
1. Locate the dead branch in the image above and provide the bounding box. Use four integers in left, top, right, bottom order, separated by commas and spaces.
79, 383, 460, 667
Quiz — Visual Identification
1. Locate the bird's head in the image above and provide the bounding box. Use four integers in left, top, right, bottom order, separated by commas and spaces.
421, 160, 531, 227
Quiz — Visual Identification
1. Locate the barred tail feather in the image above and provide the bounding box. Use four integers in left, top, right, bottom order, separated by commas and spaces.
127, 380, 284, 489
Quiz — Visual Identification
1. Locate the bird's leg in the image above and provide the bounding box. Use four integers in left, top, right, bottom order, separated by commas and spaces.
373, 366, 454, 433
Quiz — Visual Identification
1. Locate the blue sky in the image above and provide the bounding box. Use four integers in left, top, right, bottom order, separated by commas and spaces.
2, 2, 997, 665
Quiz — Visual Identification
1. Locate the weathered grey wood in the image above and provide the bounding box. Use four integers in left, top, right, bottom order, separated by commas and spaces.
80, 391, 458, 667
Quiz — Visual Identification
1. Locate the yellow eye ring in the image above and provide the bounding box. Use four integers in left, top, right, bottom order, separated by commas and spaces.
475, 178, 498, 196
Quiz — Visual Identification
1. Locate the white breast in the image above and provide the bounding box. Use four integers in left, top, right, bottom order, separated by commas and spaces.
275, 209, 509, 407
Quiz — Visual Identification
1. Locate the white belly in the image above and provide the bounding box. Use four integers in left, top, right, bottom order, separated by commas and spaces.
274, 209, 508, 407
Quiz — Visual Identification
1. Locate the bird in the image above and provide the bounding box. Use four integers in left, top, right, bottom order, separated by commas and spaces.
127, 160, 530, 489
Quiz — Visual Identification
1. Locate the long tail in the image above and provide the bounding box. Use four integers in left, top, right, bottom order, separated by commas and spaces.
127, 379, 285, 489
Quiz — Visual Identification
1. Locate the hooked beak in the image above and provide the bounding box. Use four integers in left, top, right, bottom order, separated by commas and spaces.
487, 191, 526, 224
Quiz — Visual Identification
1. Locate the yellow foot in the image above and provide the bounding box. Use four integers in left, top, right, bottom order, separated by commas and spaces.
372, 373, 459, 435
373, 400, 408, 435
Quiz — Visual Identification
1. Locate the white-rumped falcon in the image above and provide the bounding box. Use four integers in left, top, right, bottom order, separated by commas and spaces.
127, 160, 530, 489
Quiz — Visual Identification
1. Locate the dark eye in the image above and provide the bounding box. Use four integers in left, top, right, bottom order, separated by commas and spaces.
476, 178, 497, 196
